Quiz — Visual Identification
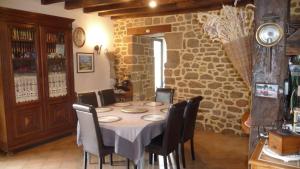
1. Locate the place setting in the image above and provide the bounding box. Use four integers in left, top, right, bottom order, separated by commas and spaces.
98, 115, 121, 123
96, 107, 113, 113
113, 102, 132, 107
121, 107, 149, 114
141, 114, 165, 122
144, 101, 164, 107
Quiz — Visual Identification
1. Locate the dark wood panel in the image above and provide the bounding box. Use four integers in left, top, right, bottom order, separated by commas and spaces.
0, 7, 74, 29
41, 0, 63, 5
286, 29, 300, 55
65, 0, 135, 10
249, 0, 289, 155
84, 0, 186, 13
127, 25, 171, 36
109, 0, 252, 19
13, 107, 43, 138
46, 102, 70, 129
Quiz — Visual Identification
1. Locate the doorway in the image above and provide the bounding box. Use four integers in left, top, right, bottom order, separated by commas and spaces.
153, 38, 167, 89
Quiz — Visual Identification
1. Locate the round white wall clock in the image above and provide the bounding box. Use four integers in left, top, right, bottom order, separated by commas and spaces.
72, 27, 85, 48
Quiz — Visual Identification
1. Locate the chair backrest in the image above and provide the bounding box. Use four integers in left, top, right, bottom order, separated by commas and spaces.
72, 103, 104, 156
77, 92, 98, 107
98, 89, 116, 106
162, 100, 187, 154
181, 96, 203, 142
155, 88, 175, 104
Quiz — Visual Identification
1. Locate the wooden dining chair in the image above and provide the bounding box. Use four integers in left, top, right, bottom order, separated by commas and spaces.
98, 89, 116, 106
146, 100, 187, 169
77, 92, 99, 107
180, 96, 203, 168
73, 103, 114, 169
155, 88, 175, 104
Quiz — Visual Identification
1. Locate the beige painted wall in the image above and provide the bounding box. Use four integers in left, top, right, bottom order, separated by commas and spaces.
0, 0, 114, 93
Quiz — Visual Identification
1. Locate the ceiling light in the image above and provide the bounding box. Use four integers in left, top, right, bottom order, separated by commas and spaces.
149, 0, 157, 8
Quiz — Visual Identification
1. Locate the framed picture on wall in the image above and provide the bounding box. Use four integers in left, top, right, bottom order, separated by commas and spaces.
76, 52, 94, 73
255, 83, 278, 98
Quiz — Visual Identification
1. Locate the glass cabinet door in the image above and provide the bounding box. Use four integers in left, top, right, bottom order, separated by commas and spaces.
45, 31, 67, 98
10, 25, 39, 103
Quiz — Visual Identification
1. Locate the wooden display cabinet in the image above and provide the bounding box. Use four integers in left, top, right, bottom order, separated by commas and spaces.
0, 7, 76, 152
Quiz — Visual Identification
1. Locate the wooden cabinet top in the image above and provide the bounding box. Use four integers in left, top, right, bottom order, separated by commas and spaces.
0, 7, 74, 29
249, 139, 300, 169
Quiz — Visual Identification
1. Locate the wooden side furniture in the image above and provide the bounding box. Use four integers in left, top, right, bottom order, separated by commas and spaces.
249, 139, 300, 169
115, 80, 133, 102
0, 7, 76, 152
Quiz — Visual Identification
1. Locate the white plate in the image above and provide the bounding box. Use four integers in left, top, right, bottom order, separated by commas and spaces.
113, 102, 131, 107
96, 107, 113, 113
141, 114, 165, 122
145, 101, 164, 106
160, 108, 168, 113
98, 116, 121, 123
121, 108, 148, 114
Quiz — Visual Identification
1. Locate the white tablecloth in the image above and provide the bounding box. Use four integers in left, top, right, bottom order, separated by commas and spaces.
77, 101, 170, 167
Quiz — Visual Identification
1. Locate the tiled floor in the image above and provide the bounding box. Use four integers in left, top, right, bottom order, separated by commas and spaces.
0, 130, 248, 169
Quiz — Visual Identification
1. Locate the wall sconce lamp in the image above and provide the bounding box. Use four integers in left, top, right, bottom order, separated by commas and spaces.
94, 44, 102, 55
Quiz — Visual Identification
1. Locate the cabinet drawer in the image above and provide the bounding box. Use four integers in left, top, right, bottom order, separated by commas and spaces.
13, 107, 43, 138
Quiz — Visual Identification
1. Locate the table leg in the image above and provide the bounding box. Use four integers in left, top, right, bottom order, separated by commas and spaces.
137, 153, 144, 169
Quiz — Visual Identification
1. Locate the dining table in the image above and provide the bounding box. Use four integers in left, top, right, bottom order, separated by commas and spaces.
77, 101, 170, 169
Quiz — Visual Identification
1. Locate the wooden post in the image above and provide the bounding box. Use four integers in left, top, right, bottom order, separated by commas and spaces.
249, 0, 290, 155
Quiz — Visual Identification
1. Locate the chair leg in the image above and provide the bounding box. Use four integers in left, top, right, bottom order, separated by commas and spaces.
110, 154, 113, 165
163, 155, 168, 169
181, 143, 186, 168
127, 159, 130, 169
134, 164, 138, 169
99, 156, 103, 169
175, 149, 181, 169
149, 153, 153, 164
190, 138, 195, 160
83, 151, 88, 169
154, 154, 158, 162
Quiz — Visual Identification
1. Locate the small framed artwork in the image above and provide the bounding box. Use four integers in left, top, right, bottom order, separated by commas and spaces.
255, 83, 278, 98
76, 52, 94, 73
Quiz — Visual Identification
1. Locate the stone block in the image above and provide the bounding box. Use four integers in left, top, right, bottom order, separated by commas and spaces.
182, 53, 194, 61
124, 56, 137, 64
200, 74, 213, 80
128, 44, 144, 55
230, 91, 243, 98
184, 72, 199, 79
188, 81, 205, 88
165, 77, 175, 85
145, 18, 152, 25
201, 101, 214, 109
165, 50, 180, 68
165, 32, 183, 49
187, 39, 199, 48
165, 16, 176, 23
208, 82, 222, 89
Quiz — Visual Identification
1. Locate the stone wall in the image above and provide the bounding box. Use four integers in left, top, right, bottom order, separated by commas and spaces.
291, 0, 300, 17
115, 35, 155, 101
113, 11, 250, 135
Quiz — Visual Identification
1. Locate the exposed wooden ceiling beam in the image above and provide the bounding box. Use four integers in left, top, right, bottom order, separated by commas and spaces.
100, 0, 252, 19
83, 0, 189, 13
65, 0, 134, 10
41, 0, 63, 5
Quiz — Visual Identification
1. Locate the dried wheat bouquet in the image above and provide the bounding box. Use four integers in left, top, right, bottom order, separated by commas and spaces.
198, 4, 255, 44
